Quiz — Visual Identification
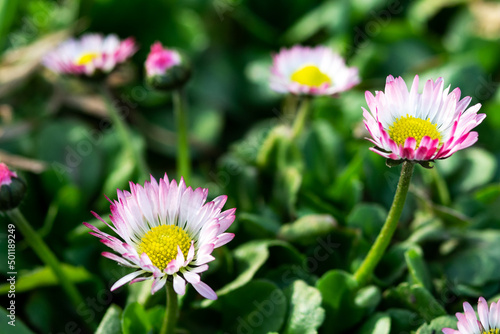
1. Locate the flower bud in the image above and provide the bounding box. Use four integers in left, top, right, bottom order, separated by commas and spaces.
0, 163, 27, 211
145, 42, 191, 91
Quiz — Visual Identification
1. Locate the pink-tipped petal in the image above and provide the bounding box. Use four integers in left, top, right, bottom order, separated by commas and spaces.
192, 281, 217, 300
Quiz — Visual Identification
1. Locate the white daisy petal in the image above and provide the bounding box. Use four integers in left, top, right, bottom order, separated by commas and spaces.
192, 281, 217, 300
111, 271, 145, 291
173, 275, 186, 295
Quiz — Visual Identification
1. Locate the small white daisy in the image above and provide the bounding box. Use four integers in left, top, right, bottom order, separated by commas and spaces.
84, 174, 236, 300
443, 297, 500, 334
363, 75, 486, 161
43, 33, 137, 77
270, 45, 359, 96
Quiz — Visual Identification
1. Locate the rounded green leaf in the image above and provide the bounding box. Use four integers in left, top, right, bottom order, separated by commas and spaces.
96, 304, 122, 334
283, 280, 325, 334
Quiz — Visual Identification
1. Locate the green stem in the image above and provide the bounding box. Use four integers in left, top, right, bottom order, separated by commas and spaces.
353, 161, 415, 285
6, 209, 86, 310
283, 94, 299, 124
291, 96, 311, 140
100, 84, 149, 180
160, 280, 178, 334
431, 167, 451, 206
172, 89, 191, 184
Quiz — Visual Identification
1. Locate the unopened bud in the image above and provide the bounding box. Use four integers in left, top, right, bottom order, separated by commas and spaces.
0, 163, 27, 211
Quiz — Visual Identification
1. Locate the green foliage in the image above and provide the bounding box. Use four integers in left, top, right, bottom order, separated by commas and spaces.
1, 0, 500, 332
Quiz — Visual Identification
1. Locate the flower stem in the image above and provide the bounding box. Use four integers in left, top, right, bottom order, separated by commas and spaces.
100, 84, 149, 180
291, 96, 311, 140
172, 89, 191, 184
160, 280, 178, 334
6, 208, 86, 311
353, 161, 415, 285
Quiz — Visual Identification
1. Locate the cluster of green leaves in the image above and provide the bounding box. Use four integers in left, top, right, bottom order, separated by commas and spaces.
1, 0, 500, 333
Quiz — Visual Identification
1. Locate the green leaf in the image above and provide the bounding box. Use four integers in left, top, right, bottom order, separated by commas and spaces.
453, 148, 496, 193
346, 203, 386, 241
203, 240, 303, 307
281, 1, 347, 43
386, 283, 446, 322
146, 305, 165, 334
442, 230, 500, 286
215, 280, 287, 334
0, 0, 17, 50
256, 124, 290, 170
121, 302, 150, 334
405, 246, 432, 290
275, 166, 303, 216
282, 280, 325, 334
239, 212, 280, 239
96, 304, 122, 334
36, 120, 104, 202
387, 308, 423, 332
408, 0, 468, 30
202, 240, 271, 307
303, 120, 342, 186
416, 315, 458, 334
0, 307, 34, 334
101, 148, 137, 200
0, 264, 93, 294
316, 270, 363, 333
278, 214, 337, 246
354, 285, 381, 312
328, 151, 364, 209
357, 313, 391, 334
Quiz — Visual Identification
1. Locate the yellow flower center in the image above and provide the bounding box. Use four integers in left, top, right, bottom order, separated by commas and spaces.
290, 65, 332, 87
137, 225, 192, 270
75, 52, 100, 66
388, 115, 441, 147
483, 329, 500, 334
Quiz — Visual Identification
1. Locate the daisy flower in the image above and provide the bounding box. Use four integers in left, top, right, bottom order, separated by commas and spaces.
443, 297, 500, 334
43, 33, 137, 77
270, 45, 360, 96
84, 175, 236, 300
145, 42, 182, 77
363, 75, 486, 161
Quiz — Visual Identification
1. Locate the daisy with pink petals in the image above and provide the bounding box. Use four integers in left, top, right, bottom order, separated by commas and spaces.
270, 45, 360, 96
363, 75, 486, 162
443, 297, 500, 334
43, 33, 137, 77
84, 174, 236, 300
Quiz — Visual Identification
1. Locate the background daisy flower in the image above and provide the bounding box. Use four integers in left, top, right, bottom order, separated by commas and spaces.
363, 75, 486, 161
443, 297, 500, 334
43, 33, 137, 76
84, 175, 236, 300
270, 45, 360, 96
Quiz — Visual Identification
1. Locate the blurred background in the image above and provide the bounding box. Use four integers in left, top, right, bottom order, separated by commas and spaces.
1, 0, 500, 333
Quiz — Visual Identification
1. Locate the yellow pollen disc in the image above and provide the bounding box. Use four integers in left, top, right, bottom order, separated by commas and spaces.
483, 329, 500, 334
137, 225, 192, 270
290, 65, 332, 87
388, 115, 441, 147
75, 52, 99, 66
